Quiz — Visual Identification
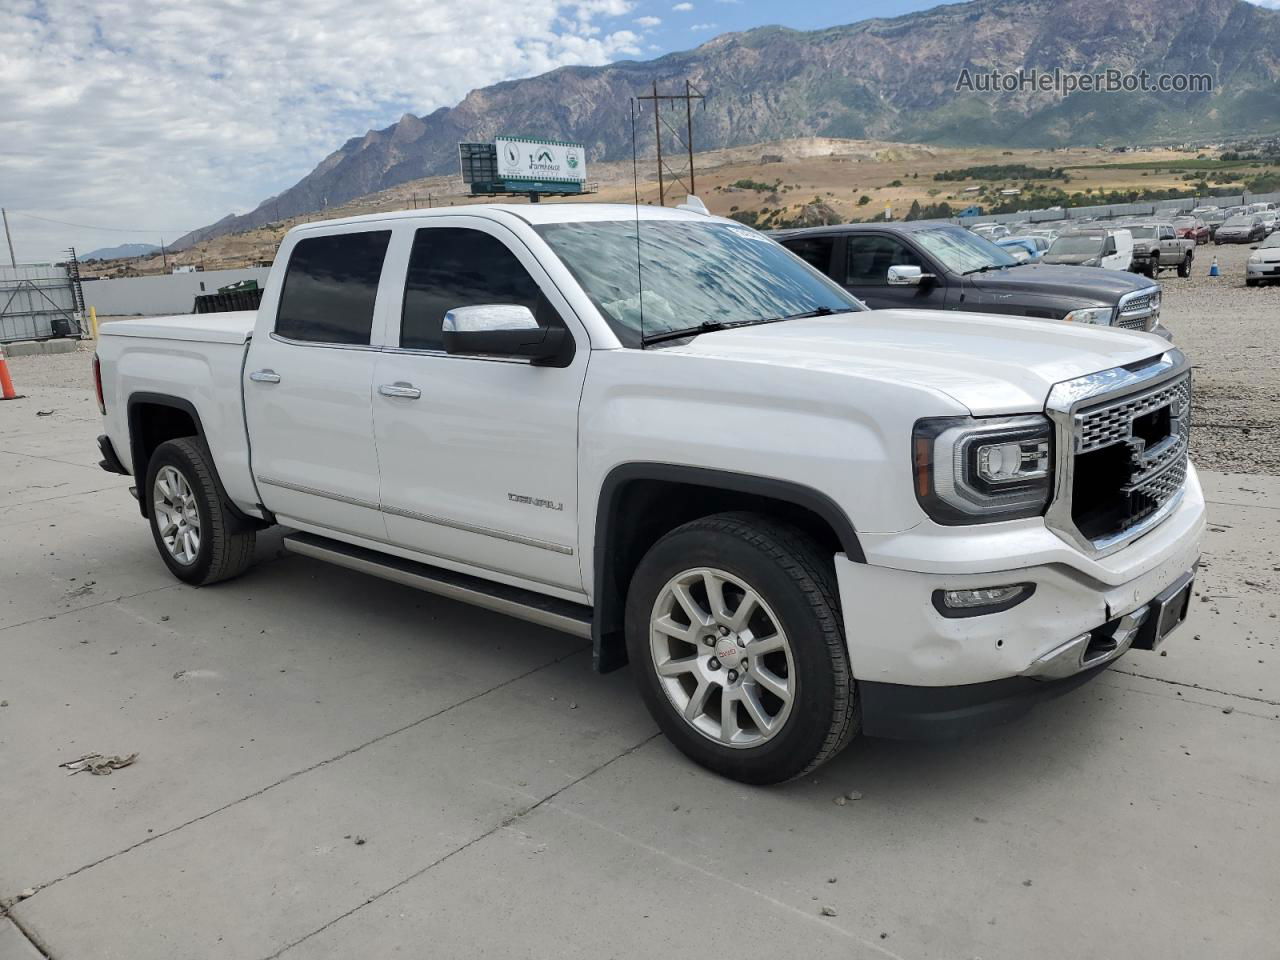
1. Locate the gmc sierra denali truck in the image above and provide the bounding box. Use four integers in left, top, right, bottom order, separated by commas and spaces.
94, 203, 1204, 785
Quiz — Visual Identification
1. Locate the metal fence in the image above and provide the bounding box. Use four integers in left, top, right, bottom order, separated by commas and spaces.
0, 263, 86, 344
953, 190, 1280, 227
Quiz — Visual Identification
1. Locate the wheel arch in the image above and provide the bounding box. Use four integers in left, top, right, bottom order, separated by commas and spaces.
127, 392, 262, 531
591, 463, 864, 673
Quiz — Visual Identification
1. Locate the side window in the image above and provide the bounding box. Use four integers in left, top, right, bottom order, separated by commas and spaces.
401, 227, 551, 352
781, 236, 835, 275
844, 236, 922, 286
275, 231, 391, 345
1103, 237, 1117, 255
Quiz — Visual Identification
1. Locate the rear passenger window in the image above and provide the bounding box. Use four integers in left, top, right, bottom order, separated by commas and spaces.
276, 231, 391, 345
400, 228, 549, 352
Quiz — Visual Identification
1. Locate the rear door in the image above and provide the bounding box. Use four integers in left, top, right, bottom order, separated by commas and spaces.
840, 233, 948, 310
244, 227, 393, 540
369, 217, 589, 593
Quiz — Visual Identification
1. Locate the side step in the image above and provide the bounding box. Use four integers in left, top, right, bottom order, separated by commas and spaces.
282, 532, 593, 639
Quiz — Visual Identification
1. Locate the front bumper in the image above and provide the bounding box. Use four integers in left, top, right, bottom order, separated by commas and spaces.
1246, 260, 1280, 279
834, 465, 1205, 737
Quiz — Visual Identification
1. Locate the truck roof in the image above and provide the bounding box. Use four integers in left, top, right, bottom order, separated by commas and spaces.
288, 202, 720, 234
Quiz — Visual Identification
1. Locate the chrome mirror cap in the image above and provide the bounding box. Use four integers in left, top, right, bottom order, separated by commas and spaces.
887, 264, 924, 286
443, 304, 537, 334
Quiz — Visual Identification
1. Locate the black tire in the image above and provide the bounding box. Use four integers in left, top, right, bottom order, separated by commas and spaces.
625, 512, 857, 785
1177, 254, 1191, 278
1246, 278, 1259, 288
145, 438, 257, 585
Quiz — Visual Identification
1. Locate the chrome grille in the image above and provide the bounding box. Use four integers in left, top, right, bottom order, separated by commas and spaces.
1045, 353, 1193, 558
1075, 376, 1191, 453
1115, 286, 1161, 333
1116, 314, 1151, 331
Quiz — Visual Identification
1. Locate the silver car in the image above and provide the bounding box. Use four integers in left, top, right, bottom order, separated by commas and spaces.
1246, 233, 1280, 287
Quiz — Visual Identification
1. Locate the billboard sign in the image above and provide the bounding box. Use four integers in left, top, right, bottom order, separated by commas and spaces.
495, 136, 586, 184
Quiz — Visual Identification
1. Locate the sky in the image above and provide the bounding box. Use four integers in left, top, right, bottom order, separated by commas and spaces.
2, 0, 1278, 261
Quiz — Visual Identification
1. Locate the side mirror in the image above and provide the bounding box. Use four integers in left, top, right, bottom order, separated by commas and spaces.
887, 265, 931, 286
442, 305, 573, 367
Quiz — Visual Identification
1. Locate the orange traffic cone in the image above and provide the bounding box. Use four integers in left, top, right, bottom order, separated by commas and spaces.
0, 347, 22, 401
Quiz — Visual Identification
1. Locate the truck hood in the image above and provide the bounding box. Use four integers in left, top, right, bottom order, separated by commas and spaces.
1041, 253, 1100, 266
670, 310, 1168, 415
966, 262, 1150, 305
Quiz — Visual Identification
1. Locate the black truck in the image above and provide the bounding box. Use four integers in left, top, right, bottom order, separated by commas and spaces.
772, 221, 1170, 340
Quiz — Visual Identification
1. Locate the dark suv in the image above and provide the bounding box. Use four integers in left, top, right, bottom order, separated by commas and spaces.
772, 222, 1170, 340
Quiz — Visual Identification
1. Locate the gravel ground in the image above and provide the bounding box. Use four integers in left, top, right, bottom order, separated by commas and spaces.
5, 246, 1277, 475
1158, 240, 1280, 476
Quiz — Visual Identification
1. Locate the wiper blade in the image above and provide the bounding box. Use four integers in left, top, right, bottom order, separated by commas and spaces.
640, 307, 857, 347
961, 264, 998, 276
641, 319, 731, 347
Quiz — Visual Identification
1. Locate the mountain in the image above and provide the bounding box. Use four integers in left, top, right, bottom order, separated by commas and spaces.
83, 242, 162, 261
174, 0, 1280, 248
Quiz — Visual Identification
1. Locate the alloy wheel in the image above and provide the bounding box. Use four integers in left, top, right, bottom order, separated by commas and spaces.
153, 465, 201, 565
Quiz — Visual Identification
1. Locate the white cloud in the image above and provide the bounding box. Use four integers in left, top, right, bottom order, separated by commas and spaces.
1, 0, 642, 260
690, 22, 716, 30
634, 15, 662, 27
1245, 0, 1280, 7
672, 2, 694, 10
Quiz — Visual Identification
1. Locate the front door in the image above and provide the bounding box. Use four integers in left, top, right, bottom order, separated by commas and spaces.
370, 218, 588, 593
243, 227, 393, 541
840, 233, 948, 310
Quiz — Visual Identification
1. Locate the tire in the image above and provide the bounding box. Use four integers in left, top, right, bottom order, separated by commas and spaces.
145, 437, 257, 585
1177, 254, 1191, 278
1246, 279, 1259, 288
625, 512, 857, 785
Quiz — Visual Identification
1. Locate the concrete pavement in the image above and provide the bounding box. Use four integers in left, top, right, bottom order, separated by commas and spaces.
1, 358, 1277, 960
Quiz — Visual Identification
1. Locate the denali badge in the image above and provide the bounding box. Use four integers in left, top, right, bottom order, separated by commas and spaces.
508, 493, 563, 511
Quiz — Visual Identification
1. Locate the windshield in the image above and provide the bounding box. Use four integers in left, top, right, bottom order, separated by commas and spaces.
1223, 216, 1255, 227
534, 220, 862, 347
1260, 233, 1280, 249
914, 225, 1019, 274
1128, 226, 1156, 239
1048, 235, 1104, 256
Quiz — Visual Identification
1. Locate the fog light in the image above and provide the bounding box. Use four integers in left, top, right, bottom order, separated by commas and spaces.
932, 584, 1035, 618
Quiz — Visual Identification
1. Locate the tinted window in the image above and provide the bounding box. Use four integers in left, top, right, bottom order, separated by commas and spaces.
401, 228, 548, 351
276, 231, 391, 345
782, 236, 835, 274
844, 235, 923, 286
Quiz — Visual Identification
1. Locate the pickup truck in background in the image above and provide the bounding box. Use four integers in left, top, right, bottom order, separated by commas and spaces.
1126, 222, 1196, 277
773, 221, 1170, 339
94, 204, 1204, 784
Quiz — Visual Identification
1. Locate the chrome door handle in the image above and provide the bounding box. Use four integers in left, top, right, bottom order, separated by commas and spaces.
249, 369, 281, 384
378, 382, 421, 399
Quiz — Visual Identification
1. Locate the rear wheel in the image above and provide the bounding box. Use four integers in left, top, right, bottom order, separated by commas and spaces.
625, 513, 857, 784
146, 438, 257, 585
1177, 254, 1192, 278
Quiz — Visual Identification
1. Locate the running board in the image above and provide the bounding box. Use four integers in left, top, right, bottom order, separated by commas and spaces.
282, 532, 593, 639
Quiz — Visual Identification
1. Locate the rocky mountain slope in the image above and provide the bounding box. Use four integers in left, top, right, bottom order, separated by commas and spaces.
174, 0, 1280, 248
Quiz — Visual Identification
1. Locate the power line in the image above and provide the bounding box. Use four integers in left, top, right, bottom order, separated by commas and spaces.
8, 211, 191, 234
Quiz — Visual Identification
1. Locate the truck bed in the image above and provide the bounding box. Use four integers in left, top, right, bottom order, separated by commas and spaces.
100, 310, 256, 344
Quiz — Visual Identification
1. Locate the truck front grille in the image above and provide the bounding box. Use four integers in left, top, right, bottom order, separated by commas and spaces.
1115, 287, 1161, 333
1045, 354, 1191, 557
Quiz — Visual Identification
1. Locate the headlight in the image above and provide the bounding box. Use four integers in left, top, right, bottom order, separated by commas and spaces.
1062, 306, 1114, 325
1249, 254, 1261, 263
912, 416, 1053, 524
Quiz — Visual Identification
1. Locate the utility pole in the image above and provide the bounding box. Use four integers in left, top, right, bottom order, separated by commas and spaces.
160, 237, 169, 272
636, 79, 705, 206
2, 207, 15, 267
412, 193, 418, 209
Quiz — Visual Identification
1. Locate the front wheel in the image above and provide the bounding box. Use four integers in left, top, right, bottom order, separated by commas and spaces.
146, 438, 257, 585
625, 513, 858, 784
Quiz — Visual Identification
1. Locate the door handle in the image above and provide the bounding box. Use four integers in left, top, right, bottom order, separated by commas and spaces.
378, 382, 421, 399
249, 369, 281, 384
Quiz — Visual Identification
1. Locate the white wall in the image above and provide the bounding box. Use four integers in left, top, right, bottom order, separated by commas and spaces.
82, 267, 272, 316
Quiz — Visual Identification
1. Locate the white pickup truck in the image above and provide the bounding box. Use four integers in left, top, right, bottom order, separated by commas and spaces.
94, 203, 1205, 784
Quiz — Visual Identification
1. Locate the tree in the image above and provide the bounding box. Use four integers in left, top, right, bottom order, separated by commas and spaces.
906, 199, 923, 221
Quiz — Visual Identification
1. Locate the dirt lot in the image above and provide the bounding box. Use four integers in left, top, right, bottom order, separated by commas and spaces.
1158, 240, 1280, 475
